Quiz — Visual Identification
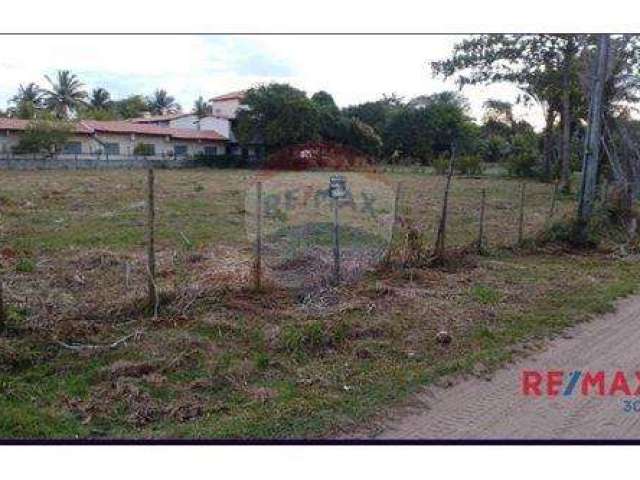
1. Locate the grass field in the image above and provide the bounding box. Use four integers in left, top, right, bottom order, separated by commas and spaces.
1, 168, 638, 438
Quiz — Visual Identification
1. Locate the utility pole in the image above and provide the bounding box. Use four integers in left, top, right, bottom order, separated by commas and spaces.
577, 34, 610, 241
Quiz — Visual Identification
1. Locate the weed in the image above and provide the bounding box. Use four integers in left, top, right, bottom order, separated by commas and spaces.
16, 258, 35, 273
471, 284, 502, 305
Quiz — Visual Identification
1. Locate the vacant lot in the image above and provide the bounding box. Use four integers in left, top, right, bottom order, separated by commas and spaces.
1, 168, 638, 438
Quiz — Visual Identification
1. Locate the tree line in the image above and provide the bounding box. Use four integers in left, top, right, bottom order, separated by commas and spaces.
235, 83, 545, 177
1, 70, 214, 121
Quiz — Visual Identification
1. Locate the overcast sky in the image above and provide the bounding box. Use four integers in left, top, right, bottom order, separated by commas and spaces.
0, 35, 545, 128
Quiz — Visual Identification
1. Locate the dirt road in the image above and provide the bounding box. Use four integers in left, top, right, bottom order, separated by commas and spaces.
369, 294, 640, 440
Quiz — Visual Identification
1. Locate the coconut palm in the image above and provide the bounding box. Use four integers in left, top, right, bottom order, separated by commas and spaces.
193, 96, 212, 118
147, 89, 179, 115
11, 83, 43, 107
9, 83, 44, 119
42, 70, 88, 118
89, 88, 112, 109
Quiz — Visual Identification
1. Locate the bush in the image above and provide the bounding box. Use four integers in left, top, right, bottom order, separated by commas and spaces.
12, 118, 74, 155
456, 155, 484, 176
432, 155, 450, 175
505, 133, 540, 177
480, 135, 510, 163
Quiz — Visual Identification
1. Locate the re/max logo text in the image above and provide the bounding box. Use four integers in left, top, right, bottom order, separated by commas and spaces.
522, 371, 640, 397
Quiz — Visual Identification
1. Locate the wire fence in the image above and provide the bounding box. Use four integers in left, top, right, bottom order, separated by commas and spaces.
0, 167, 576, 329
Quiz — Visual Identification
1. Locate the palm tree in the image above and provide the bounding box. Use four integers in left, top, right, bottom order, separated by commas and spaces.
193, 96, 212, 118
42, 70, 88, 118
89, 88, 112, 109
9, 83, 44, 119
11, 83, 43, 107
147, 89, 179, 115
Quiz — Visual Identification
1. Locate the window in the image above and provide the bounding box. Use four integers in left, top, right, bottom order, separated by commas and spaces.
174, 145, 188, 156
104, 143, 120, 155
241, 147, 249, 159
63, 142, 82, 154
134, 143, 155, 156
204, 146, 217, 157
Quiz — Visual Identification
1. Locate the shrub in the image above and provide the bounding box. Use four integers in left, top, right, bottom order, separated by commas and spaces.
505, 132, 540, 177
432, 155, 450, 175
12, 118, 74, 155
481, 135, 510, 163
456, 155, 484, 176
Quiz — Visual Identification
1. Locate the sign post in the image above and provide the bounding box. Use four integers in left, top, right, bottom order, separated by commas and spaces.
329, 175, 347, 284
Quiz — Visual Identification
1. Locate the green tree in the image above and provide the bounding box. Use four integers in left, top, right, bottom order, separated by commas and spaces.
113, 95, 149, 119
12, 115, 74, 155
147, 89, 179, 115
342, 94, 403, 135
432, 35, 587, 187
311, 90, 341, 141
42, 70, 88, 119
9, 83, 44, 119
236, 83, 320, 152
383, 91, 477, 163
193, 96, 212, 118
89, 88, 112, 109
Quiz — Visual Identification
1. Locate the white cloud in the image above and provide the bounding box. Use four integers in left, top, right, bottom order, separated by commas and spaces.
0, 35, 545, 128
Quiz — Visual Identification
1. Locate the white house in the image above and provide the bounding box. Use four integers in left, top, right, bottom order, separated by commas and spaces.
130, 90, 262, 160
0, 118, 228, 159
209, 90, 246, 119
0, 90, 262, 162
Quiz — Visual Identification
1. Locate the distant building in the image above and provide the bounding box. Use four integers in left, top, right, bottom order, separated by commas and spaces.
130, 90, 262, 160
0, 89, 263, 164
0, 118, 227, 159
209, 90, 246, 119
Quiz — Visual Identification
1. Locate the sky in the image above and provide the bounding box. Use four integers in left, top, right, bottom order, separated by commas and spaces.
0, 35, 545, 128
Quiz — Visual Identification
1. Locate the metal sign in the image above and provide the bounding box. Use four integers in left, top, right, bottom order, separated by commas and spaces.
329, 175, 347, 199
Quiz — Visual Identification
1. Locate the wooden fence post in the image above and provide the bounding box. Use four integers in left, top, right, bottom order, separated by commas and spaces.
391, 181, 403, 245
435, 147, 455, 259
333, 196, 341, 284
254, 181, 263, 290
549, 180, 559, 221
147, 168, 158, 313
477, 188, 486, 254
0, 280, 6, 334
518, 182, 526, 245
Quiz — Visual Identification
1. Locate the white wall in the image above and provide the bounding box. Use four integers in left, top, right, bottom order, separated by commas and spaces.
0, 130, 226, 158
210, 98, 241, 118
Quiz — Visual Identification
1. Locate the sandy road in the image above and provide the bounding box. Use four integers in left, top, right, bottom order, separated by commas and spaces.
368, 294, 640, 440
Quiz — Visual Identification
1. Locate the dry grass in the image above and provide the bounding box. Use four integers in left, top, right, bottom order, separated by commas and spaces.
1, 168, 636, 439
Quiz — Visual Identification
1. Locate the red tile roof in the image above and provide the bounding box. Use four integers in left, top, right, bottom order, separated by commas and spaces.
0, 117, 92, 133
0, 118, 227, 141
210, 90, 246, 102
128, 112, 193, 123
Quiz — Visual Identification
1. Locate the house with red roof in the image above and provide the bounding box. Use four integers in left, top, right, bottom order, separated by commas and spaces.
0, 90, 263, 164
127, 90, 262, 160
0, 117, 228, 159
